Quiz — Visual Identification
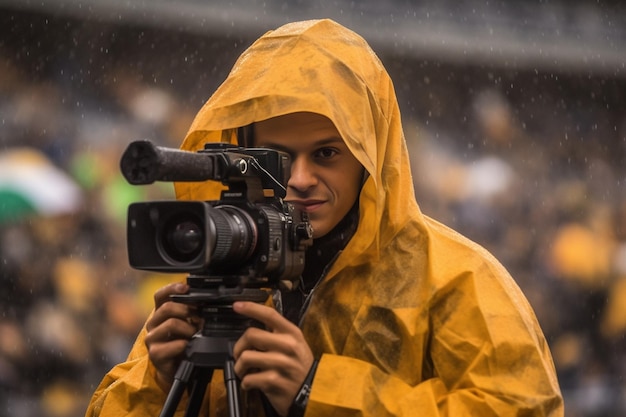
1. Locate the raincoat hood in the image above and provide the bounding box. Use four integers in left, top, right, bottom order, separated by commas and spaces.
175, 18, 420, 279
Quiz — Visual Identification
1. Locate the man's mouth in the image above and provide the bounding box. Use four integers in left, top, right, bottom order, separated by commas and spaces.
287, 199, 325, 213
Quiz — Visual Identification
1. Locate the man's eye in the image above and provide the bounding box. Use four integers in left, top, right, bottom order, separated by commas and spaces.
316, 148, 337, 158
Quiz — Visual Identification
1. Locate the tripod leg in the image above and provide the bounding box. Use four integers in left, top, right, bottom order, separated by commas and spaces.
185, 367, 213, 417
159, 360, 195, 417
224, 358, 242, 417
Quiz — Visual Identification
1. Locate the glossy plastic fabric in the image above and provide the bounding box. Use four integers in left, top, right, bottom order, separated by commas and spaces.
86, 19, 563, 417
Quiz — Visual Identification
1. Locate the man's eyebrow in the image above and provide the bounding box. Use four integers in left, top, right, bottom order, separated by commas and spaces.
258, 137, 345, 151
315, 137, 344, 146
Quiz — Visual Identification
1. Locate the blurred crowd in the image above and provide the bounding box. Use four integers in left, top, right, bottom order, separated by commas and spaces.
0, 30, 195, 416
1, 11, 625, 417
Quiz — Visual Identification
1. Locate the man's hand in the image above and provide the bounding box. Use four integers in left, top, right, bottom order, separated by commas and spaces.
145, 282, 200, 392
233, 301, 314, 417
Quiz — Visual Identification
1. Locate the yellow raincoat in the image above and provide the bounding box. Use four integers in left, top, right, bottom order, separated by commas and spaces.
87, 19, 563, 417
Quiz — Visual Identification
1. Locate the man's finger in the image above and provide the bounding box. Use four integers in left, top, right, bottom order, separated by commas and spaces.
233, 301, 294, 332
233, 327, 292, 358
235, 349, 292, 377
154, 282, 189, 308
147, 300, 193, 331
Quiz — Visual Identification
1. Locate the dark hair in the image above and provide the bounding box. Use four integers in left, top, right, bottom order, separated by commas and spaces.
237, 124, 255, 147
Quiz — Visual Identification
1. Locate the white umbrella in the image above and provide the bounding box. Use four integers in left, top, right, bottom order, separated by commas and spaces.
0, 148, 83, 223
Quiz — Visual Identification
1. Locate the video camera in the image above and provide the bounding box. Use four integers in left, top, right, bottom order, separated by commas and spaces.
120, 139, 314, 417
119, 139, 313, 300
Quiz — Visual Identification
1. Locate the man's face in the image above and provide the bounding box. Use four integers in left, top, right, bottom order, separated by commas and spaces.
253, 112, 364, 239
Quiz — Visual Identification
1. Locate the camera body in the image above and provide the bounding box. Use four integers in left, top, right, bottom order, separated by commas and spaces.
121, 140, 313, 290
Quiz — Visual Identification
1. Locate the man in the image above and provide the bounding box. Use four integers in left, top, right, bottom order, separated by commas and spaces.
87, 19, 564, 417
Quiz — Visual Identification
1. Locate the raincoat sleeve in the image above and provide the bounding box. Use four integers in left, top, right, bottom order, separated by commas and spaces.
306, 321, 562, 417
308, 325, 561, 417
85, 325, 171, 417
85, 323, 223, 417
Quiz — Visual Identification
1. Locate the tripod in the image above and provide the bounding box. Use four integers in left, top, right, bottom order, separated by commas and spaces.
158, 330, 242, 417
159, 287, 269, 417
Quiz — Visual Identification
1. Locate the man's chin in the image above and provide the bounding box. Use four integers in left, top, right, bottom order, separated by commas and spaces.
309, 222, 330, 240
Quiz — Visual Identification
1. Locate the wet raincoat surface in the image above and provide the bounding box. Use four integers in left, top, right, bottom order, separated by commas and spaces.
87, 19, 563, 417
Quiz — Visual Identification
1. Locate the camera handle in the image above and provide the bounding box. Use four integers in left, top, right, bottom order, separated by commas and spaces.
159, 334, 242, 417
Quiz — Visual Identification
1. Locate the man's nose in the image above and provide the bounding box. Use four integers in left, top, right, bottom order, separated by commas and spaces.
288, 157, 317, 191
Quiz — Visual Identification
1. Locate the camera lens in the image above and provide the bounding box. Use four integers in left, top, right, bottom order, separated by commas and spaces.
209, 206, 257, 263
156, 204, 259, 269
160, 214, 204, 264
